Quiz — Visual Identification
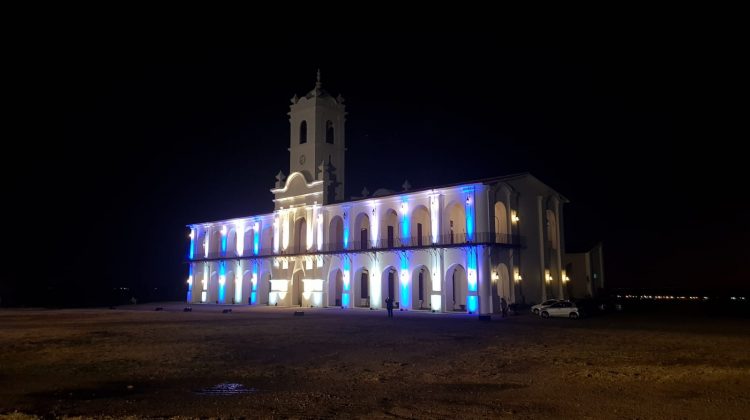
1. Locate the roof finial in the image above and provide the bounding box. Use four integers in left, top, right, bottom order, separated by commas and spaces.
316, 68, 322, 89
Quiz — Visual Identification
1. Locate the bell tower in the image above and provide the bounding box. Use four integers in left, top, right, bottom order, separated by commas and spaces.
288, 70, 346, 203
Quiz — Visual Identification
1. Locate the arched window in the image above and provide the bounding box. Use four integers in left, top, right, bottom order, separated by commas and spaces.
300, 121, 307, 144
326, 120, 334, 144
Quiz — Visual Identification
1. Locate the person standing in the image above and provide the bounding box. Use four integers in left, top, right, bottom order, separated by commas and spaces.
386, 297, 394, 318
500, 297, 508, 318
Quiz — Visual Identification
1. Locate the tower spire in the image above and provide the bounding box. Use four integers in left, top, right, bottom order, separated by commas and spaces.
316, 68, 321, 89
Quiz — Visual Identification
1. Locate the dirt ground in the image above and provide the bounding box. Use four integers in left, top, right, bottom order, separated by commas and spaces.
1, 304, 749, 419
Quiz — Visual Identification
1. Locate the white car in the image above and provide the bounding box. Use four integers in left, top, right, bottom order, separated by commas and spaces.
540, 301, 580, 319
531, 299, 560, 315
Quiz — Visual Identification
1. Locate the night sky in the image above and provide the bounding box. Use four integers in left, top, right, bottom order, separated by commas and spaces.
6, 32, 745, 306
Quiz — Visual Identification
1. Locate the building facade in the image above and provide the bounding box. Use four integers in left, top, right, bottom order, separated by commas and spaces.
185, 75, 573, 314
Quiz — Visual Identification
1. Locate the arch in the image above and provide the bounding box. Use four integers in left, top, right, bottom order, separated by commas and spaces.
380, 266, 398, 308
328, 215, 344, 252
353, 267, 370, 307
445, 264, 468, 311
225, 270, 235, 304
353, 212, 370, 250
261, 225, 273, 254
226, 228, 238, 257
497, 263, 511, 302
209, 270, 219, 304
546, 210, 558, 249
411, 266, 432, 310
294, 217, 307, 253
299, 120, 307, 144
380, 208, 399, 248
326, 120, 334, 144
444, 201, 467, 244
242, 269, 253, 304
259, 270, 271, 305
410, 205, 431, 247
328, 269, 344, 307
494, 201, 508, 243
292, 269, 304, 306
242, 226, 254, 256
210, 230, 222, 257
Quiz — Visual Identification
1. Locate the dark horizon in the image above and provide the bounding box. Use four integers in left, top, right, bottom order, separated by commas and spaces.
5, 32, 746, 306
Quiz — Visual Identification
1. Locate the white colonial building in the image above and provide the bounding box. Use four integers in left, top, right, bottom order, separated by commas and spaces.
185, 74, 573, 314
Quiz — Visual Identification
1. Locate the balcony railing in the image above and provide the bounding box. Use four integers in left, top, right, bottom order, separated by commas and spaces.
189, 232, 520, 261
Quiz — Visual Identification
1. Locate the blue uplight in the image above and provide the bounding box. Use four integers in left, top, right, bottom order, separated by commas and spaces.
467, 295, 478, 313
343, 259, 350, 291
250, 292, 257, 305
401, 198, 410, 242
189, 230, 195, 260
253, 229, 260, 255
221, 234, 227, 256
342, 293, 350, 308
463, 189, 475, 242
467, 249, 478, 292
218, 262, 226, 303
400, 254, 409, 309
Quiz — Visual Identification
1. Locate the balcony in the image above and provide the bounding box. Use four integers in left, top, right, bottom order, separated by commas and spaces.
188, 232, 520, 262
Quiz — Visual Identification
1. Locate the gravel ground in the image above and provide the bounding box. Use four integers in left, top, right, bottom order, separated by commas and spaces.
1, 304, 749, 419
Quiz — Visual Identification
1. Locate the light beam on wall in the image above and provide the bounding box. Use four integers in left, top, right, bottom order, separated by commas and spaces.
430, 195, 439, 244
204, 231, 209, 259
467, 249, 478, 292
235, 220, 245, 256
343, 209, 350, 249
431, 295, 441, 311
467, 295, 478, 313
317, 211, 323, 251
189, 229, 195, 260
218, 262, 226, 303
282, 211, 290, 251
464, 192, 474, 242
371, 265, 381, 309
307, 208, 315, 251
251, 262, 258, 305
400, 254, 409, 309
342, 258, 351, 308
400, 200, 409, 245
235, 262, 242, 304
253, 222, 260, 255
202, 263, 209, 302
221, 225, 228, 256
343, 259, 350, 292
432, 265, 441, 292
273, 214, 280, 253
187, 265, 193, 302
369, 205, 379, 246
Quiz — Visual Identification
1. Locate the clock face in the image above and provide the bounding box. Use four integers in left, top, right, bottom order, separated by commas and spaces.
299, 154, 306, 164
